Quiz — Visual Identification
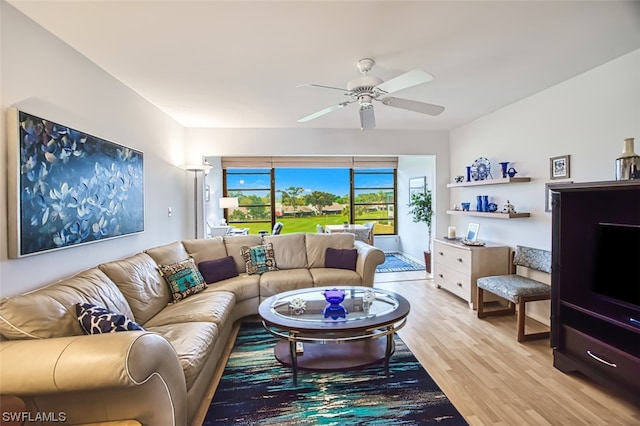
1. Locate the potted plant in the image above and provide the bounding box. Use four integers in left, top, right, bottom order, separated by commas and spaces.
408, 184, 433, 273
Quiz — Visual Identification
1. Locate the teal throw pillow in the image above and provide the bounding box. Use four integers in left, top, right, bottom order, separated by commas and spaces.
241, 242, 278, 275
159, 257, 207, 302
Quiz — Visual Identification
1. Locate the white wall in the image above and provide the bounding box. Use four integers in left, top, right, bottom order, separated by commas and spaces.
187, 128, 449, 263
0, 3, 190, 296
449, 48, 640, 250
449, 48, 640, 323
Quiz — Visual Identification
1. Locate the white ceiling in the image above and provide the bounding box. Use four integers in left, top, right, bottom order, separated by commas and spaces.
7, 0, 640, 131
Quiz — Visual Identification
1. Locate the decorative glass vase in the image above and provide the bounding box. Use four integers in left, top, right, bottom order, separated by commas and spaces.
322, 288, 347, 320
466, 166, 472, 182
481, 195, 489, 212
615, 137, 640, 180
499, 162, 509, 178
476, 195, 483, 212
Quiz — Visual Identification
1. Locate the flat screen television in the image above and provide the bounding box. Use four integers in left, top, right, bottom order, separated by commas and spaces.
592, 223, 640, 317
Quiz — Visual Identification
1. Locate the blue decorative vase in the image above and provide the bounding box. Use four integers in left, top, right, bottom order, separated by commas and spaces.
466, 166, 472, 182
499, 162, 509, 178
482, 195, 489, 212
322, 288, 348, 320
476, 195, 483, 212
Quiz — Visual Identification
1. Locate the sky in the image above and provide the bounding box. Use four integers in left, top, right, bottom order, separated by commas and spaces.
275, 169, 349, 196
226, 168, 393, 197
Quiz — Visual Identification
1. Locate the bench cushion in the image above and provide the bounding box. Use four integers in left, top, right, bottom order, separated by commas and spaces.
514, 246, 551, 273
477, 275, 550, 304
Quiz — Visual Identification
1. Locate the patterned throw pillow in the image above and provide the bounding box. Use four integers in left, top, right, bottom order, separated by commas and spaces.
76, 303, 144, 334
158, 258, 207, 302
241, 242, 278, 275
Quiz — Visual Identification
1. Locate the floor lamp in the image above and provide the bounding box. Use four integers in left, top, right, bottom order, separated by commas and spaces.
180, 162, 212, 238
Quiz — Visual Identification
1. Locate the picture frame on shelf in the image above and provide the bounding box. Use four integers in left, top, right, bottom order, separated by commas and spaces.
465, 223, 480, 241
550, 155, 570, 180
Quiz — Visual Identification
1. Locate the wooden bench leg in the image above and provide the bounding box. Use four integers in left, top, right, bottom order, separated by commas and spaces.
517, 295, 551, 342
477, 287, 515, 318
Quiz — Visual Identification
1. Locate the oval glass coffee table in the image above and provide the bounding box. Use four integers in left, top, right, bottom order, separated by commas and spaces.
258, 286, 410, 385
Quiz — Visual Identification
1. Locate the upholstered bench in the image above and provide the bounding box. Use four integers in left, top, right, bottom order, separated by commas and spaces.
476, 246, 551, 342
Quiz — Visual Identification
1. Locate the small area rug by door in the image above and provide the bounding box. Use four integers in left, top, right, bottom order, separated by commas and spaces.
203, 322, 467, 425
376, 252, 426, 273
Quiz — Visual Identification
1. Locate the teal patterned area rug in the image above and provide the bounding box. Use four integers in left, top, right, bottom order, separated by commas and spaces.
376, 252, 426, 273
203, 322, 467, 425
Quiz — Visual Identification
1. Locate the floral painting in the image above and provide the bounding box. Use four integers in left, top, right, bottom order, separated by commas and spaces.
8, 109, 144, 257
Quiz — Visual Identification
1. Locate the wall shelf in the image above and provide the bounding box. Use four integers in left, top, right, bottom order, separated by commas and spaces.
447, 177, 531, 188
446, 210, 530, 219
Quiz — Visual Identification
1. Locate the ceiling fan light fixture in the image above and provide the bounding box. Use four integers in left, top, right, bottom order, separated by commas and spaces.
359, 105, 375, 130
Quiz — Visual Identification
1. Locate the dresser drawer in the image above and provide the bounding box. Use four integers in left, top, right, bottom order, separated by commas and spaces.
562, 325, 640, 391
434, 241, 471, 274
434, 263, 471, 302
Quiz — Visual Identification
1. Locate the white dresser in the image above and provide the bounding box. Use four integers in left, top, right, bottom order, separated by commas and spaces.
433, 238, 510, 309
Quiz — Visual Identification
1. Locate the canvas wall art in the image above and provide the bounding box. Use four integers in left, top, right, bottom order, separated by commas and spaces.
7, 109, 144, 258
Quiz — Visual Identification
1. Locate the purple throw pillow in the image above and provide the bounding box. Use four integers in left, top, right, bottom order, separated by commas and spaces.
198, 256, 239, 284
325, 248, 358, 271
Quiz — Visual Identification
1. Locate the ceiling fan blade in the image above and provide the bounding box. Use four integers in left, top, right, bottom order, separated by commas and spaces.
297, 102, 349, 123
359, 105, 376, 130
375, 70, 434, 94
297, 83, 349, 93
380, 97, 445, 116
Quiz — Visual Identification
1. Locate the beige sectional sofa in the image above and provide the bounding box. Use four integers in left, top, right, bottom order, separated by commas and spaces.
0, 232, 384, 425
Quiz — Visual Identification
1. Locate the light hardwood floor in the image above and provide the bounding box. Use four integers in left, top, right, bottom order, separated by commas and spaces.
195, 272, 640, 425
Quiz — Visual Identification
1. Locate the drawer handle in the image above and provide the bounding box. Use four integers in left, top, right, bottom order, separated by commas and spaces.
586, 350, 617, 368
456, 282, 462, 287
438, 273, 444, 278
456, 257, 463, 262
438, 251, 444, 256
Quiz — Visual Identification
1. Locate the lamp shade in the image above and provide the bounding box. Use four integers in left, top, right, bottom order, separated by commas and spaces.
219, 197, 239, 209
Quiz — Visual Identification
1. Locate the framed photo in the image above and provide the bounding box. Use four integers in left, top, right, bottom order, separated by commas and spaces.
7, 109, 144, 258
550, 155, 570, 180
466, 223, 480, 242
409, 176, 427, 201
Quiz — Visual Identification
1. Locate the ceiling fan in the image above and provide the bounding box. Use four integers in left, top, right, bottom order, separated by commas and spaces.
297, 58, 444, 130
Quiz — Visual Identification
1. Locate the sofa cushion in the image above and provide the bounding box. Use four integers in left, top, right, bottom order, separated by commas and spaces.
158, 258, 207, 302
182, 237, 228, 266
76, 303, 144, 334
263, 233, 308, 269
145, 241, 190, 266
99, 252, 172, 325
0, 268, 133, 340
241, 243, 278, 275
309, 268, 363, 287
259, 269, 314, 299
206, 275, 260, 303
143, 290, 235, 328
325, 247, 358, 271
305, 233, 356, 268
223, 235, 264, 273
198, 256, 239, 284
145, 322, 218, 392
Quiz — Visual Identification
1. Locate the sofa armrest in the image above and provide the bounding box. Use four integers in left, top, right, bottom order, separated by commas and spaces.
0, 332, 187, 425
354, 241, 385, 286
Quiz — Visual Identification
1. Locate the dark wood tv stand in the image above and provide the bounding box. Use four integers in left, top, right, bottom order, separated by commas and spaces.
550, 180, 640, 405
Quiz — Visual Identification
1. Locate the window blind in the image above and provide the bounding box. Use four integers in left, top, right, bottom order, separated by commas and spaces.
221, 156, 397, 169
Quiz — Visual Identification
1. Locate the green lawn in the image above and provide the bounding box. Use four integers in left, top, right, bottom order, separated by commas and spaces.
230, 215, 394, 235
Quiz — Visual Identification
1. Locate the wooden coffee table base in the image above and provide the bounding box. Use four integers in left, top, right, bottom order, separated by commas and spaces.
274, 338, 390, 371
